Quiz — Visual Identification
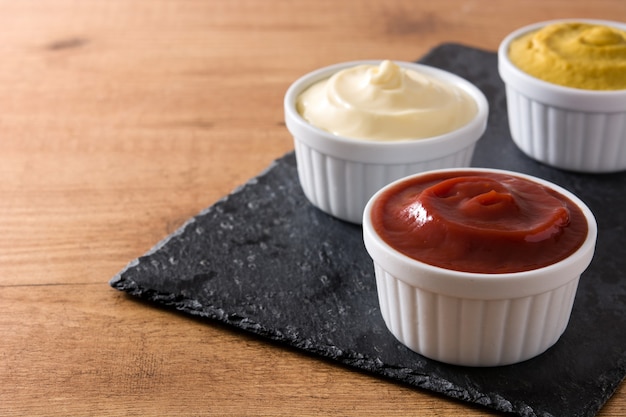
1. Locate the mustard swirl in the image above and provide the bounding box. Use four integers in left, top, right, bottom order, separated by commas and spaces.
509, 22, 626, 90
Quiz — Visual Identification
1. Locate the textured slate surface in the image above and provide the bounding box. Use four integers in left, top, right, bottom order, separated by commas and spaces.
110, 44, 626, 417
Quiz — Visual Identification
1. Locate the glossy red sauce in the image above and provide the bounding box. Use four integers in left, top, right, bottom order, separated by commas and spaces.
371, 171, 588, 273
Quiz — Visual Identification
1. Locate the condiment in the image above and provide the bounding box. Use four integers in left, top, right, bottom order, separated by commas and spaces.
508, 22, 626, 90
296, 60, 477, 141
370, 171, 588, 273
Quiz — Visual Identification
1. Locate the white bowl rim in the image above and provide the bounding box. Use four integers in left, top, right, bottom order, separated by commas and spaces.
362, 167, 598, 299
284, 60, 489, 164
498, 18, 626, 112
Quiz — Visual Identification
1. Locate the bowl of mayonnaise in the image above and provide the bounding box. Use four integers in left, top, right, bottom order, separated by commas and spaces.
284, 60, 489, 224
498, 19, 626, 173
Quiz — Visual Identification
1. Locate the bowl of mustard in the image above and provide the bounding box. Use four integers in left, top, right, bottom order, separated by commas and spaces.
498, 19, 626, 173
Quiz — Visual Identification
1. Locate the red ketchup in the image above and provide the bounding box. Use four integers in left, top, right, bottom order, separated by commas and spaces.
371, 171, 588, 273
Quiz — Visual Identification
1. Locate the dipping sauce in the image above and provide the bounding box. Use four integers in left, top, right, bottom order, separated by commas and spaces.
371, 171, 588, 273
296, 60, 477, 141
508, 22, 626, 90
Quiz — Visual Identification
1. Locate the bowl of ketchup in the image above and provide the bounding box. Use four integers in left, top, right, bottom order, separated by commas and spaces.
363, 168, 597, 366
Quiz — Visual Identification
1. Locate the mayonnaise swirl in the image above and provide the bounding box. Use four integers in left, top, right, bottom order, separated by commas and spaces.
296, 61, 477, 141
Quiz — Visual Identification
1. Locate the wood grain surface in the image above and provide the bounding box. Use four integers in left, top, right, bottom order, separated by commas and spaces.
1, 1, 624, 415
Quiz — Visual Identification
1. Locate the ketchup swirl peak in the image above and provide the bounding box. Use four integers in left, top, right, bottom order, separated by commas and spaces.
372, 171, 588, 273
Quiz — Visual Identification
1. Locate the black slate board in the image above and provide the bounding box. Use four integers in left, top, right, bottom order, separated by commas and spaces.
110, 44, 626, 417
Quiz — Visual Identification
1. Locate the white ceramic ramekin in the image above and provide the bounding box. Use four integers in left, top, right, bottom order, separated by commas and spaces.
284, 61, 489, 224
362, 168, 597, 367
498, 19, 626, 173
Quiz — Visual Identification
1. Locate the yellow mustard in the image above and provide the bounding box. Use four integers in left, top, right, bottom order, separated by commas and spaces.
296, 61, 477, 141
509, 22, 626, 90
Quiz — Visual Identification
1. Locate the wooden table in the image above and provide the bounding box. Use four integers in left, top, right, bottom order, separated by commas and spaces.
1, 1, 624, 415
